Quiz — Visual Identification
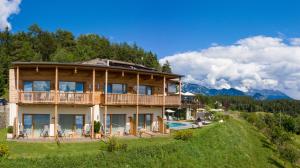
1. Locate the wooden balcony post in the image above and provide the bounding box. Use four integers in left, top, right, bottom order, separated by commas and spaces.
16, 66, 19, 137
162, 76, 166, 133
136, 73, 139, 136
91, 69, 95, 138
104, 70, 108, 136
179, 77, 182, 104
54, 67, 58, 137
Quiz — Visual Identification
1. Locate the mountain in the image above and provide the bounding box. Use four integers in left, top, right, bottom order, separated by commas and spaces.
246, 89, 292, 100
182, 83, 292, 100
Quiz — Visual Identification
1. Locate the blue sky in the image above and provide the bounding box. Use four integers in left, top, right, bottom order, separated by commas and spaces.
9, 0, 300, 57
2, 0, 300, 99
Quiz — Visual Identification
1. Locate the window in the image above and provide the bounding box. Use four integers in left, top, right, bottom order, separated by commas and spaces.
168, 83, 177, 93
59, 81, 84, 93
135, 85, 152, 95
133, 114, 152, 131
23, 81, 50, 91
105, 83, 127, 94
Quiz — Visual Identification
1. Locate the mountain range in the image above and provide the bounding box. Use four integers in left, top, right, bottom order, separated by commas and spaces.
182, 83, 292, 100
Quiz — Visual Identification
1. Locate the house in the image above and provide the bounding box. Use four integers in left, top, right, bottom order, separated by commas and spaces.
8, 59, 182, 138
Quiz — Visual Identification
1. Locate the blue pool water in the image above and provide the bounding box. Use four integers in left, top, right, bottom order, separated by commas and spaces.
167, 122, 187, 128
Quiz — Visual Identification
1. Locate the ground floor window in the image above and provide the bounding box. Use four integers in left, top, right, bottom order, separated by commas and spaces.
133, 114, 153, 131
105, 114, 126, 135
23, 114, 50, 137
59, 114, 85, 135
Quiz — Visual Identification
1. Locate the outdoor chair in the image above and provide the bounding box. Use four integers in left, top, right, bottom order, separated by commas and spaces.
57, 125, 66, 137
18, 125, 28, 139
40, 125, 49, 137
82, 125, 91, 137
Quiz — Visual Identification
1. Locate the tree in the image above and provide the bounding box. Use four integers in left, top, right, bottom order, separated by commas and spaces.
162, 60, 172, 73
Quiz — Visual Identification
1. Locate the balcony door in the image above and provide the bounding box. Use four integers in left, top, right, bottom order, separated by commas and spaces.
59, 114, 85, 136
133, 114, 153, 131
105, 114, 126, 135
23, 114, 50, 137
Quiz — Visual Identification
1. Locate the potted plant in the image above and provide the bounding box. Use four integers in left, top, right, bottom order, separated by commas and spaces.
6, 126, 13, 139
94, 121, 101, 139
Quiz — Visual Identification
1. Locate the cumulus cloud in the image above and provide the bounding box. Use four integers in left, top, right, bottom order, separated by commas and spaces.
160, 36, 300, 99
0, 0, 21, 31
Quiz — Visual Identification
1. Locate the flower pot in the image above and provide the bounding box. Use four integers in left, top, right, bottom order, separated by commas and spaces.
7, 133, 13, 139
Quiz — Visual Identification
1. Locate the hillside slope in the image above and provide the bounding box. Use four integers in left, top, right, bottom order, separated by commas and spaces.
0, 118, 284, 168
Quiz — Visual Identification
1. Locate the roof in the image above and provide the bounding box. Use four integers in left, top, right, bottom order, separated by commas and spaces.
12, 59, 183, 78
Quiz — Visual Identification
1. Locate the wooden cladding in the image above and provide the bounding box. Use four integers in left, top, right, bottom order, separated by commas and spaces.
18, 92, 180, 106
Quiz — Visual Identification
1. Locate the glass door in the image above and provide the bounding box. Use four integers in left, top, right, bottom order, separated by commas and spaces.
111, 114, 126, 134
75, 115, 84, 135
23, 114, 32, 136
32, 114, 50, 137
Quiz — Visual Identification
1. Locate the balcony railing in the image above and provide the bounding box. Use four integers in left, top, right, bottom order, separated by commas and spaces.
18, 92, 180, 106
19, 91, 55, 104
106, 94, 137, 105
58, 92, 93, 105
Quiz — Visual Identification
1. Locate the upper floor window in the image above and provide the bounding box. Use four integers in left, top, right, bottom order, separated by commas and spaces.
136, 85, 152, 95
168, 83, 177, 93
24, 81, 50, 92
106, 83, 127, 94
59, 81, 84, 93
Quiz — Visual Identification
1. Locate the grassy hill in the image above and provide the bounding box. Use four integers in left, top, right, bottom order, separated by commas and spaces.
0, 118, 287, 168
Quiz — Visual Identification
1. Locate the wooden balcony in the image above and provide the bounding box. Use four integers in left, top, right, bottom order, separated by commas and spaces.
19, 91, 55, 104
18, 92, 181, 106
58, 92, 93, 105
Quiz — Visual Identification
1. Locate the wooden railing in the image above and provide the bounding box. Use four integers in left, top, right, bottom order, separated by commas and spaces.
139, 95, 163, 105
19, 91, 55, 104
106, 94, 137, 105
58, 92, 93, 105
18, 92, 181, 106
165, 95, 181, 106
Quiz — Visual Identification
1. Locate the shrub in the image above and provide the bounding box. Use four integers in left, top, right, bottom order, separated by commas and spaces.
106, 136, 128, 152
7, 126, 13, 134
278, 145, 299, 165
268, 126, 291, 145
0, 144, 9, 157
173, 130, 193, 141
94, 121, 100, 133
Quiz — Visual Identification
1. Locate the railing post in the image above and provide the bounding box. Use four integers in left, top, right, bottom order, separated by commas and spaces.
136, 73, 139, 136
91, 69, 95, 138
179, 77, 182, 105
54, 67, 58, 137
104, 70, 108, 136
162, 76, 166, 133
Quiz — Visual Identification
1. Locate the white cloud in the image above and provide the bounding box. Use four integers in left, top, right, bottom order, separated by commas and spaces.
0, 0, 21, 31
160, 36, 300, 99
290, 38, 300, 46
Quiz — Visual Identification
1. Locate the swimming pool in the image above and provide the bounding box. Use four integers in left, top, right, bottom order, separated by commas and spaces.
166, 121, 193, 130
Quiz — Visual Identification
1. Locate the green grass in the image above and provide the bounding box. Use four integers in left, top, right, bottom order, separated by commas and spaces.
0, 118, 286, 168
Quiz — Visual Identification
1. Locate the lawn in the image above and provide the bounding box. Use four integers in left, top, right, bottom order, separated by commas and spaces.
0, 118, 286, 168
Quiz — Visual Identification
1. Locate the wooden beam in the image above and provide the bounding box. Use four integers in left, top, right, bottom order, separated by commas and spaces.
16, 66, 19, 137
136, 73, 139, 136
104, 70, 108, 136
162, 76, 166, 134
91, 69, 95, 138
54, 67, 58, 137
179, 77, 182, 104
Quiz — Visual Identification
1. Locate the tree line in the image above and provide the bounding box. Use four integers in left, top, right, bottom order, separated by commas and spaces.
195, 95, 300, 116
0, 24, 172, 97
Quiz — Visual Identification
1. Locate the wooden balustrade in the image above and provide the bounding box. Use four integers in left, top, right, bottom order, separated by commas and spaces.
19, 91, 55, 104
58, 92, 93, 105
106, 94, 137, 105
18, 92, 180, 106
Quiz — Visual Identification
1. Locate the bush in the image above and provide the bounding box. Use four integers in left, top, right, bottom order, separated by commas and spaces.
94, 121, 100, 133
173, 130, 193, 141
268, 126, 291, 145
7, 126, 13, 134
278, 145, 299, 165
106, 136, 128, 152
0, 144, 9, 157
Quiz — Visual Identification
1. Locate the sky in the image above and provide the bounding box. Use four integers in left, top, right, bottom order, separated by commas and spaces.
1, 0, 300, 99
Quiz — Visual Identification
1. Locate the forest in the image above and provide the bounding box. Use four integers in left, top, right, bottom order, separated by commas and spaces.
0, 24, 171, 97
195, 95, 300, 116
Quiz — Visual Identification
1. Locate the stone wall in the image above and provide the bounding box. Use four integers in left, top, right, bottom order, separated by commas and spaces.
0, 105, 8, 128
